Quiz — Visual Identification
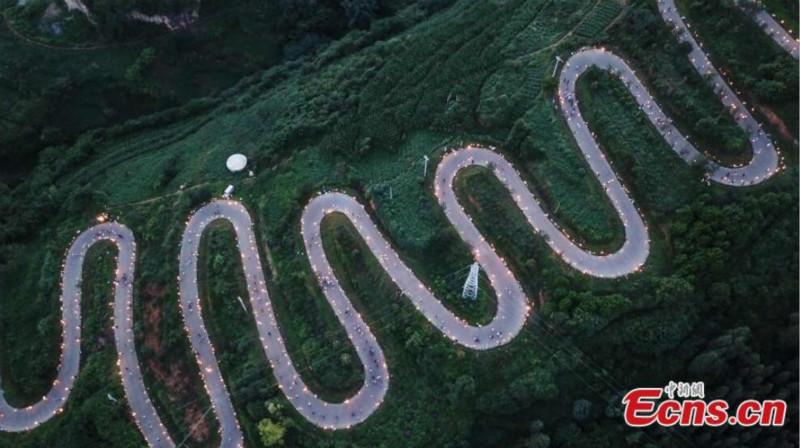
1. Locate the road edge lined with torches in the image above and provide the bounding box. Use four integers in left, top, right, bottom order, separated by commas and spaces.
0, 0, 790, 445
736, 2, 799, 60
177, 141, 653, 446
0, 225, 172, 447
557, 0, 784, 189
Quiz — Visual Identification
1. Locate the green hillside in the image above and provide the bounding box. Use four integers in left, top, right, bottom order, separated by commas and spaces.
0, 0, 797, 446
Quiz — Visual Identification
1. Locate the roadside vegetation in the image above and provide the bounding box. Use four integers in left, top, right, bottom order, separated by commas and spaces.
0, 0, 796, 446
676, 0, 798, 144
760, 0, 798, 38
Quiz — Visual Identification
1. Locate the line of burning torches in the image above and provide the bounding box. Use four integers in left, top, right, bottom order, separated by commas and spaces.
2, 0, 789, 442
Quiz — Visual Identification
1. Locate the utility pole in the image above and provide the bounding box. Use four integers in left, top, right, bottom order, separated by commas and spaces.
422, 155, 430, 178
237, 296, 247, 312
552, 55, 564, 77
107, 393, 118, 403
461, 262, 480, 300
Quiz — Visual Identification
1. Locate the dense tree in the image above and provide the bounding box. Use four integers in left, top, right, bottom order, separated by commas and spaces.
341, 0, 379, 28
0, 0, 795, 447
257, 419, 286, 446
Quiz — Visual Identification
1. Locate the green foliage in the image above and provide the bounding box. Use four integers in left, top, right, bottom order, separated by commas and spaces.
761, 0, 799, 36
574, 0, 622, 38
257, 418, 287, 446
0, 0, 797, 446
341, 0, 379, 28
124, 47, 157, 85
680, 0, 799, 142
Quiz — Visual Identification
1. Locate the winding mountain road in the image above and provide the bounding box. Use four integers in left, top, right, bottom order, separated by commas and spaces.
656, 0, 782, 184
0, 0, 792, 446
177, 143, 650, 444
739, 4, 799, 59
0, 225, 171, 447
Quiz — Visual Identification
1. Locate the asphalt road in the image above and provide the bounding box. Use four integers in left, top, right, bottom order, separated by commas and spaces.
0, 225, 172, 447
560, 20, 781, 187
435, 148, 649, 278
0, 0, 790, 445
743, 6, 799, 59
178, 142, 652, 444
656, 0, 780, 185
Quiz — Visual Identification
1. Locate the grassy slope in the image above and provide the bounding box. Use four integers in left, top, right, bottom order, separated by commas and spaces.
0, 0, 283, 181
0, 0, 797, 446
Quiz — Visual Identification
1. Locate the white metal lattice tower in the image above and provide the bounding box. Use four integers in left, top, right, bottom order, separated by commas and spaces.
461, 262, 480, 300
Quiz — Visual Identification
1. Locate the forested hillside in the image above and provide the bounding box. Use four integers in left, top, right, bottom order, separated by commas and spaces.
0, 0, 796, 447
0, 0, 425, 182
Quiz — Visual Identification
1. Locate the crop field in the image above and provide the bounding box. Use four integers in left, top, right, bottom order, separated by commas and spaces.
574, 0, 623, 38
0, 0, 797, 446
0, 0, 284, 181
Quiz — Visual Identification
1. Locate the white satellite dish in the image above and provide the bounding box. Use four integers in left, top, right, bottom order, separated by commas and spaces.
226, 154, 248, 172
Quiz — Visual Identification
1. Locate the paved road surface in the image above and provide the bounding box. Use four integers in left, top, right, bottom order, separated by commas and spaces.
559, 0, 783, 188
0, 0, 788, 445
656, 0, 781, 184
436, 148, 649, 277
177, 143, 649, 443
0, 225, 172, 447
738, 3, 799, 59
178, 199, 390, 443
